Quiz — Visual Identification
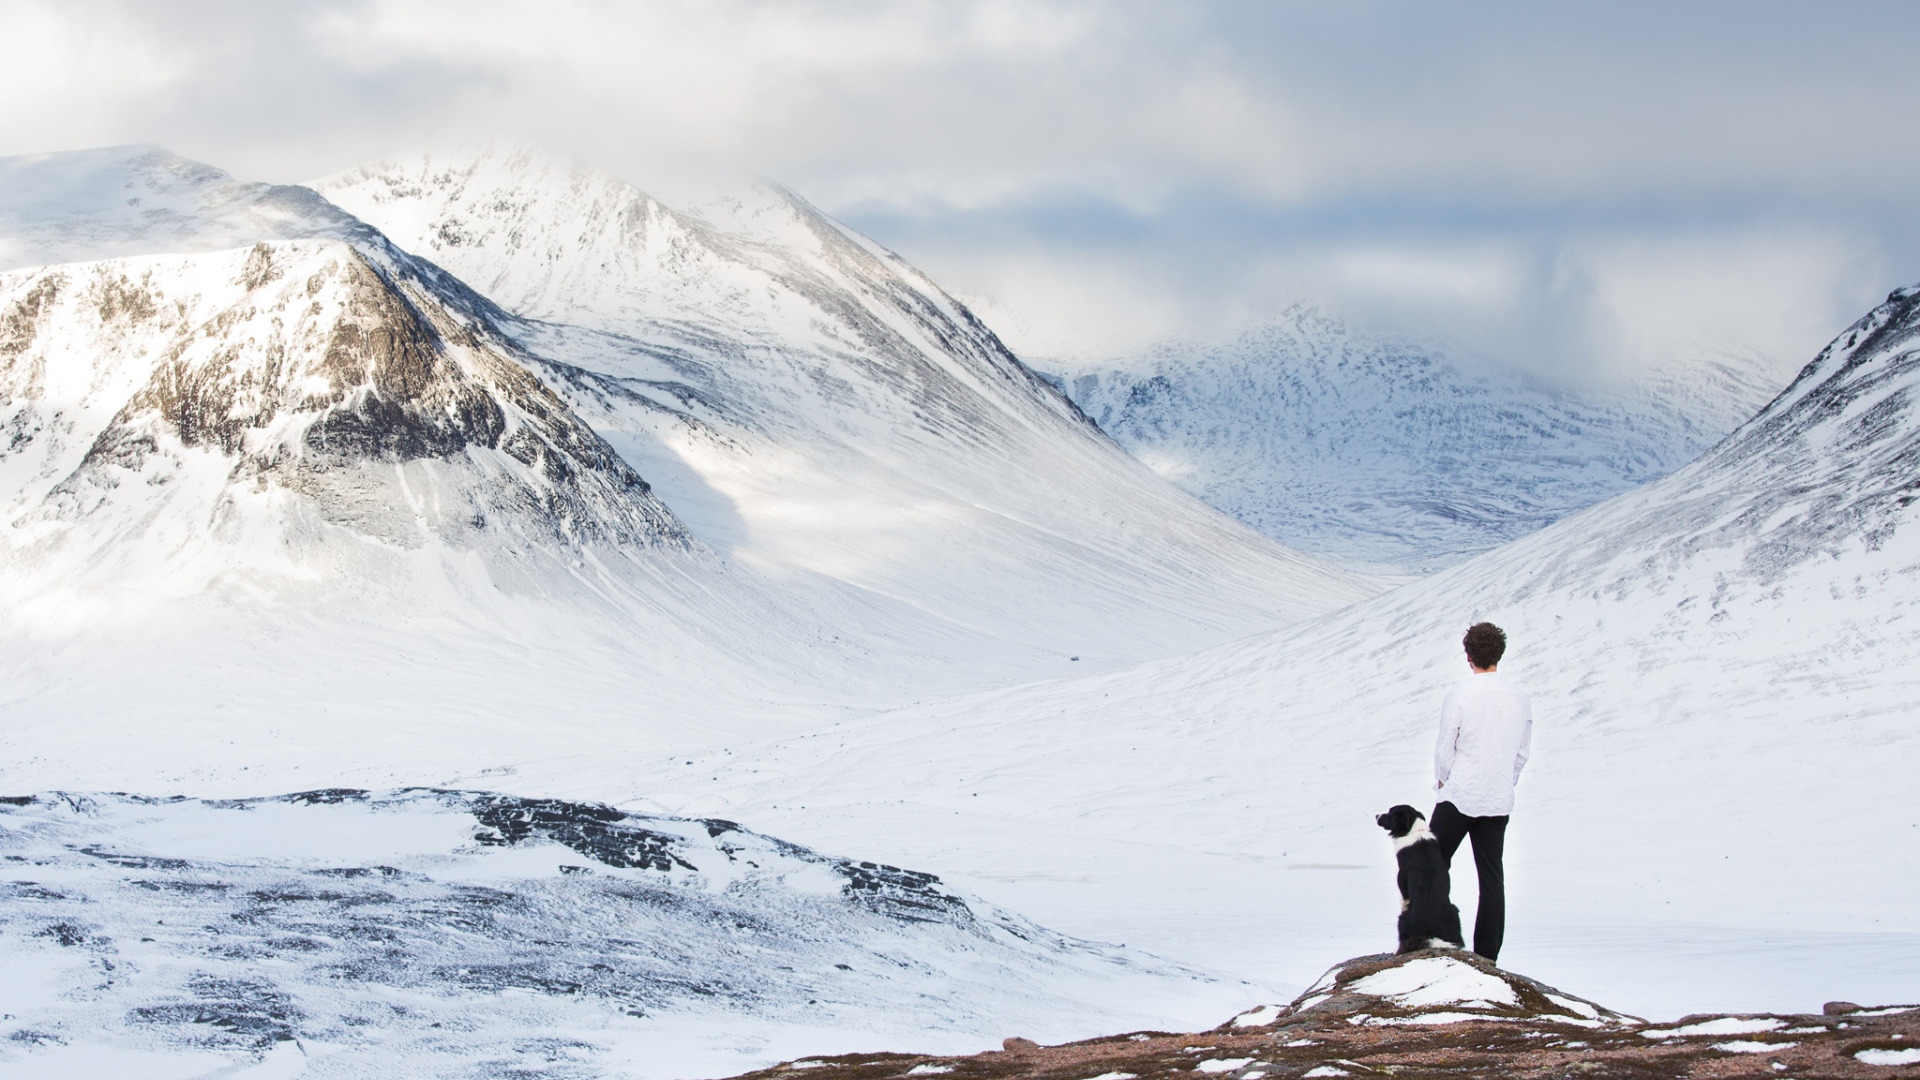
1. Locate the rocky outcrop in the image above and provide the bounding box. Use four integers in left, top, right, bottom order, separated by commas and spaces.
736, 950, 1920, 1079
0, 789, 1179, 1077
1, 238, 687, 554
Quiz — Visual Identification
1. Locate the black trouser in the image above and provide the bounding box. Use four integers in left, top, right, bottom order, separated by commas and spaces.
1429, 800, 1508, 962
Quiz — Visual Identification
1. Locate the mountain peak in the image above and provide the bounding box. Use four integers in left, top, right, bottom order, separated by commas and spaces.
2, 237, 688, 592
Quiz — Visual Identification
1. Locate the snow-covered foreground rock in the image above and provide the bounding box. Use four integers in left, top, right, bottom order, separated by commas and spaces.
0, 790, 1239, 1080
727, 950, 1918, 1080
1045, 309, 1796, 571
620, 284, 1920, 1018
0, 145, 1373, 792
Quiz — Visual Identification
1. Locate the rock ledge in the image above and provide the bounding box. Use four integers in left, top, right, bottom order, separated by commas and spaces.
732, 950, 1920, 1080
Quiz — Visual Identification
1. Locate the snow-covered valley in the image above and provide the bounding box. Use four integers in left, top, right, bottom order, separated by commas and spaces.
616, 281, 1920, 1024
0, 143, 1915, 1078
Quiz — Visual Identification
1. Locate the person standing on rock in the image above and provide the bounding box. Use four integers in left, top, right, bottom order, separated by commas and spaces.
1431, 621, 1532, 963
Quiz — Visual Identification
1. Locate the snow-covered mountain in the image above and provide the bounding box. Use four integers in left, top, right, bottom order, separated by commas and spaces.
1044, 309, 1797, 572
311, 147, 1369, 646
0, 789, 1238, 1079
625, 284, 1920, 1018
8, 141, 1902, 1062
0, 145, 1377, 794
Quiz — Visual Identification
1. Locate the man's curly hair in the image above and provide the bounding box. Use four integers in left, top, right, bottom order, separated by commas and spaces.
1463, 622, 1506, 669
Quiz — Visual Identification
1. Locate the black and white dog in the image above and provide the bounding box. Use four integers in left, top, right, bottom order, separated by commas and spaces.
1375, 804, 1465, 954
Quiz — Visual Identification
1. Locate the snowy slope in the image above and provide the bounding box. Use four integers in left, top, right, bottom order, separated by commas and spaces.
619, 285, 1920, 1018
0, 789, 1238, 1079
312, 147, 1372, 656
0, 146, 1330, 1074
0, 145, 1379, 794
0, 227, 871, 778
1045, 308, 1797, 572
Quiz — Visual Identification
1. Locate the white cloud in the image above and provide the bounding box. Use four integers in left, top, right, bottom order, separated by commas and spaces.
1322, 245, 1523, 312
0, 5, 186, 151
1569, 229, 1886, 379
0, 1, 1914, 375
918, 217, 1891, 385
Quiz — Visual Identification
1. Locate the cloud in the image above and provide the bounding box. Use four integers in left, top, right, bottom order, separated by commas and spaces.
854, 186, 1895, 381
31, 1, 1910, 197
1568, 228, 1888, 379
0, 1, 1916, 375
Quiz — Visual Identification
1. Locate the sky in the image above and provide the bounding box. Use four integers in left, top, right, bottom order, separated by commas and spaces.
2, 0, 1917, 377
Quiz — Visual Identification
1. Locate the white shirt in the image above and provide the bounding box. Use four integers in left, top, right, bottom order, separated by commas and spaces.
1433, 670, 1533, 817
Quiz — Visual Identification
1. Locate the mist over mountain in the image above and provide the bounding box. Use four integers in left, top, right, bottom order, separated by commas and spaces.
0, 145, 387, 269
0, 142, 1386, 1074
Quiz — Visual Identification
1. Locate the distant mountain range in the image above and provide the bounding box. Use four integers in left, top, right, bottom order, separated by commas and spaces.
1041, 310, 1797, 572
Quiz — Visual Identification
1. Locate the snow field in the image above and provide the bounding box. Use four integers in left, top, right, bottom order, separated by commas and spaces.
1, 144, 1916, 1070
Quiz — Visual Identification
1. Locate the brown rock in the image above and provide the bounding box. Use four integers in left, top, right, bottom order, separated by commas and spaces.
712, 955, 1920, 1080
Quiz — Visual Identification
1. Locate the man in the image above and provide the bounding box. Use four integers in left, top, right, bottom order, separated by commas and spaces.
1431, 621, 1532, 963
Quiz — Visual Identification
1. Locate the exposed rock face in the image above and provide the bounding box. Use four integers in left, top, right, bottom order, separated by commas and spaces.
734, 950, 1920, 1080
0, 238, 686, 572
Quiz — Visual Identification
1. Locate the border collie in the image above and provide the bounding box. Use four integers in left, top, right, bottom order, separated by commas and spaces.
1375, 804, 1465, 953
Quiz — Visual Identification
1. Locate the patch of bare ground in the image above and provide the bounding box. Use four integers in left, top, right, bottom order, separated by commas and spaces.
723, 951, 1920, 1080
